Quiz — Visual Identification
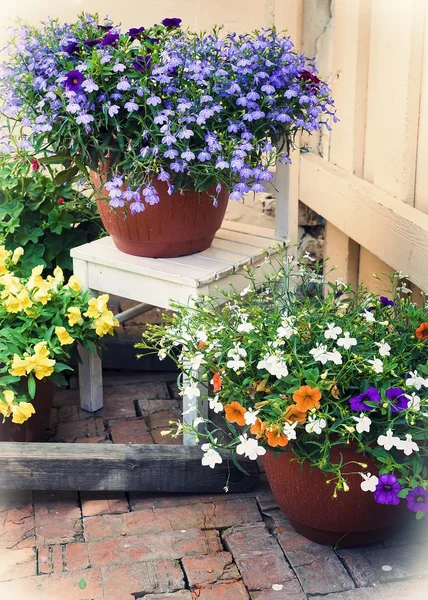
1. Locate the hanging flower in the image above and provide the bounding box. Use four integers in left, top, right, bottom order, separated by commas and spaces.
283, 421, 298, 441
208, 396, 223, 413
385, 387, 410, 413
360, 472, 379, 492
305, 414, 327, 435
380, 296, 395, 307
375, 340, 391, 357
224, 401, 246, 426
293, 385, 321, 412
395, 434, 419, 456
64, 70, 84, 91
377, 428, 400, 451
284, 405, 307, 424
352, 413, 372, 434
244, 407, 259, 426
236, 434, 266, 460
406, 487, 428, 513
324, 323, 342, 340
349, 387, 381, 412
374, 474, 401, 505
406, 370, 427, 390
161, 17, 182, 28
211, 372, 222, 392
201, 443, 223, 468
266, 424, 288, 447
415, 322, 428, 340
337, 332, 357, 350
250, 418, 267, 437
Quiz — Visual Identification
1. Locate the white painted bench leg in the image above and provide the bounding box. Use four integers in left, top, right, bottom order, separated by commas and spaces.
73, 258, 104, 412
183, 368, 208, 446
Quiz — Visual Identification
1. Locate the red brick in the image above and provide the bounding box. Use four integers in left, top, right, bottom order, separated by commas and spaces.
150, 429, 183, 444
52, 389, 80, 408
88, 529, 221, 567
0, 566, 103, 599
38, 543, 90, 574
196, 581, 250, 599
57, 405, 97, 422
80, 492, 129, 517
129, 491, 263, 511
310, 577, 428, 600
51, 418, 106, 442
250, 588, 306, 600
223, 523, 297, 591
144, 593, 192, 600
149, 408, 182, 429
137, 398, 179, 416
182, 551, 240, 587
34, 492, 82, 546
0, 499, 35, 550
119, 300, 164, 325
100, 391, 138, 419
0, 547, 36, 581
109, 418, 153, 444
84, 499, 261, 540
101, 559, 185, 596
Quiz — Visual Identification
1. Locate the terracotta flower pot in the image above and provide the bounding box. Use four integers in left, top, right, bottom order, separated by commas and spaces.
263, 445, 407, 547
90, 170, 229, 258
0, 380, 55, 443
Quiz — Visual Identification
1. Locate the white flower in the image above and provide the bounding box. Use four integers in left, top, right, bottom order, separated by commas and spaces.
227, 356, 246, 371
367, 357, 383, 374
181, 383, 200, 400
395, 434, 419, 456
209, 396, 224, 413
201, 444, 223, 468
277, 316, 298, 339
362, 310, 376, 322
326, 349, 343, 365
353, 413, 372, 434
337, 332, 357, 350
189, 353, 206, 370
324, 323, 342, 340
399, 283, 412, 295
240, 285, 252, 297
158, 349, 167, 361
283, 421, 298, 441
244, 408, 259, 426
377, 428, 400, 451
309, 343, 329, 365
405, 370, 427, 390
257, 354, 288, 378
193, 417, 205, 428
196, 329, 208, 343
360, 472, 379, 492
228, 343, 247, 358
335, 278, 344, 286
406, 392, 420, 411
303, 251, 316, 262
375, 340, 391, 357
236, 434, 266, 460
305, 415, 327, 435
237, 320, 255, 333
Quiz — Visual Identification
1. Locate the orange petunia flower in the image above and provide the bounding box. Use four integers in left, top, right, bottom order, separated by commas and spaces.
416, 322, 428, 341
250, 418, 267, 437
266, 425, 289, 448
284, 405, 307, 424
212, 372, 222, 392
224, 401, 246, 426
293, 385, 322, 412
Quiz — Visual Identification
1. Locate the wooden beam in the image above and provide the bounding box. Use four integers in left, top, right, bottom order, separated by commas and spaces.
0, 443, 259, 492
299, 153, 428, 292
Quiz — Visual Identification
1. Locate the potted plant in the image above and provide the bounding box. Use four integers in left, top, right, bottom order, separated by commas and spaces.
0, 14, 335, 258
0, 151, 103, 275
138, 252, 428, 546
0, 245, 118, 442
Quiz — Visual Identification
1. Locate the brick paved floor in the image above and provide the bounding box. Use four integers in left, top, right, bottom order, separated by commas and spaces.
1, 370, 427, 599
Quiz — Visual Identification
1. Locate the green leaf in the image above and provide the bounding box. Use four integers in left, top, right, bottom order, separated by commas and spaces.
53, 165, 79, 186
27, 374, 36, 399
397, 488, 411, 499
78, 579, 87, 590
0, 375, 21, 385
416, 510, 425, 520
38, 154, 71, 165
54, 363, 74, 373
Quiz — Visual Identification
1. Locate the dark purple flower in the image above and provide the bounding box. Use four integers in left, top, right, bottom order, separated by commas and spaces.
380, 296, 395, 307
145, 37, 159, 45
298, 69, 321, 85
336, 290, 343, 297
349, 387, 381, 412
97, 25, 113, 31
64, 41, 78, 55
406, 487, 428, 513
101, 32, 120, 47
127, 26, 145, 40
385, 388, 410, 413
161, 17, 182, 28
64, 70, 84, 91
374, 474, 402, 505
84, 39, 102, 48
133, 55, 151, 71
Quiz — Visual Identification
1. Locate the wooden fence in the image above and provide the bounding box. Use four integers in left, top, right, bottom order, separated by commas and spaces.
276, 0, 428, 295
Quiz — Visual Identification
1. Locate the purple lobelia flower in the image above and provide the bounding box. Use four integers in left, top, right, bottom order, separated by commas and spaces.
128, 27, 145, 40
161, 18, 182, 28
385, 388, 410, 413
374, 474, 402, 505
406, 487, 428, 513
133, 55, 152, 71
349, 387, 381, 412
380, 296, 395, 307
101, 32, 120, 47
64, 70, 84, 91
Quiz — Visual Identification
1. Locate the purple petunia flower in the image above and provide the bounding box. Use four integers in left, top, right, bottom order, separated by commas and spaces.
84, 39, 102, 48
64, 41, 79, 55
101, 32, 120, 47
64, 70, 84, 91
161, 18, 182, 28
385, 388, 410, 413
380, 296, 395, 307
374, 474, 401, 505
127, 26, 145, 40
97, 25, 113, 31
349, 387, 381, 412
133, 55, 152, 71
406, 487, 428, 513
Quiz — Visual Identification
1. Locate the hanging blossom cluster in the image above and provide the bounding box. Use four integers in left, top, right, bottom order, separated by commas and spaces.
139, 255, 428, 517
0, 13, 336, 213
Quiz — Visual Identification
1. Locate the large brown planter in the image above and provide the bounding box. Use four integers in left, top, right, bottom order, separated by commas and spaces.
0, 380, 54, 442
264, 446, 406, 547
90, 170, 229, 258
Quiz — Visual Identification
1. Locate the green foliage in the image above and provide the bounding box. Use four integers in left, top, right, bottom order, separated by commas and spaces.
0, 154, 104, 275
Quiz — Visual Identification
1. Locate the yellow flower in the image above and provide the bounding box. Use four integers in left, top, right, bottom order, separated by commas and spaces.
84, 294, 109, 319
93, 310, 119, 336
67, 275, 81, 292
53, 266, 64, 284
0, 246, 11, 275
55, 326, 75, 346
3, 289, 33, 313
27, 342, 56, 380
11, 402, 35, 424
27, 265, 44, 290
9, 354, 28, 377
33, 341, 50, 358
33, 283, 52, 305
11, 247, 24, 264
0, 273, 22, 295
0, 390, 15, 418
67, 307, 83, 326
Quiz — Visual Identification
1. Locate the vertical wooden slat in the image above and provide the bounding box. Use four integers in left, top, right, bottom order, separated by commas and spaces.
415, 2, 428, 213
364, 0, 425, 203
323, 0, 370, 286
